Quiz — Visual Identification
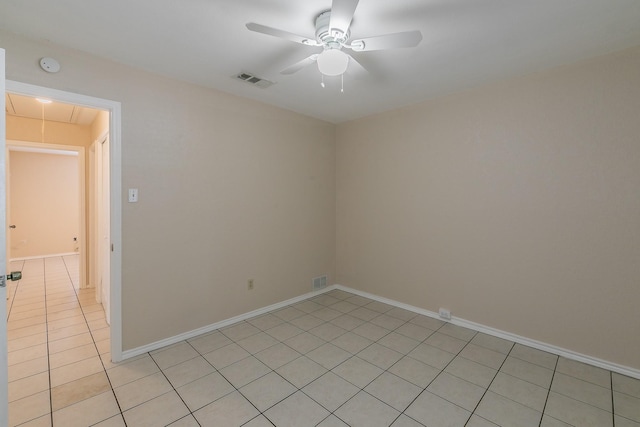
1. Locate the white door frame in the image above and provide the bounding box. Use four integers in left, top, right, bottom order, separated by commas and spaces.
7, 141, 85, 279
5, 80, 123, 362
89, 140, 99, 297
97, 133, 111, 325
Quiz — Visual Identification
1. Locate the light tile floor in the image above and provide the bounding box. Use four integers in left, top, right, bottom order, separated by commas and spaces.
6, 257, 640, 426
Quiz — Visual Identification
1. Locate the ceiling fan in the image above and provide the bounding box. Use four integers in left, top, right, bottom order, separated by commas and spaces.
246, 0, 422, 80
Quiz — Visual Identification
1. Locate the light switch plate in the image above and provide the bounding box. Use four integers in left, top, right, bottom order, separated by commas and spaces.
128, 188, 138, 203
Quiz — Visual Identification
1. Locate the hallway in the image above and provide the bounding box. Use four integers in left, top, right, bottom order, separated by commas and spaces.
6, 255, 111, 426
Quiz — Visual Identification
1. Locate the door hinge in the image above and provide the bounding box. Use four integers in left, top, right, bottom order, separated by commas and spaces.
111, 243, 114, 252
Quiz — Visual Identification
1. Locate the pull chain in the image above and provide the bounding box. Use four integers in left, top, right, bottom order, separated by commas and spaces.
41, 103, 45, 143
319, 74, 345, 92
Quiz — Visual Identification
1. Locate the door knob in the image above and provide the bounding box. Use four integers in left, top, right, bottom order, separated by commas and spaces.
7, 272, 21, 281
9, 225, 16, 229
1, 271, 22, 287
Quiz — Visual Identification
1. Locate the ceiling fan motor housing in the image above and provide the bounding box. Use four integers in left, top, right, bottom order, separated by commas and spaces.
315, 11, 350, 49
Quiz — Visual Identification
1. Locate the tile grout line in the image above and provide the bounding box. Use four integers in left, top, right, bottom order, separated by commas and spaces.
41, 258, 55, 427
546, 358, 621, 425
311, 310, 476, 427
211, 327, 289, 426
611, 370, 615, 427
176, 343, 208, 426
60, 255, 127, 427
199, 329, 285, 426
123, 342, 224, 423
276, 297, 458, 426
266, 303, 354, 426
331, 313, 430, 426
146, 336, 293, 425
375, 313, 480, 424
54, 287, 635, 427
537, 354, 560, 427
8, 276, 636, 426
277, 300, 409, 425
462, 340, 515, 427
221, 316, 329, 425
6, 260, 50, 424
147, 347, 203, 427
398, 327, 483, 427
216, 306, 395, 426
228, 314, 343, 425
233, 317, 319, 422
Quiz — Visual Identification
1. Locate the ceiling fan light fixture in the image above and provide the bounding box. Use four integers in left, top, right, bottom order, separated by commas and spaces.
246, 0, 423, 82
317, 49, 349, 76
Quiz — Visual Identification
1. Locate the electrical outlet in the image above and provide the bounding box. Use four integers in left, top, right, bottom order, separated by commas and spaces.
248, 279, 254, 290
439, 308, 451, 320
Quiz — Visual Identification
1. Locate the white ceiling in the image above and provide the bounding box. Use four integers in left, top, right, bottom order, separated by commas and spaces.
1, 0, 640, 123
5, 93, 100, 125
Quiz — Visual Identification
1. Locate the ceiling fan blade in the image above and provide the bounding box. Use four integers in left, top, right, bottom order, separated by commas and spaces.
346, 54, 368, 78
330, 0, 360, 33
351, 30, 423, 52
281, 54, 319, 75
246, 23, 317, 45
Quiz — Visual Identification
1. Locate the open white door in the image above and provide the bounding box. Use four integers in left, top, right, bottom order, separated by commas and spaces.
1, 47, 9, 427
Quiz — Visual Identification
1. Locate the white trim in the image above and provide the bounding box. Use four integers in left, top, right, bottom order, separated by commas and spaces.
10, 252, 79, 262
333, 284, 640, 380
121, 287, 335, 360
123, 283, 640, 380
9, 146, 78, 156
6, 80, 124, 362
7, 140, 81, 152
94, 129, 109, 147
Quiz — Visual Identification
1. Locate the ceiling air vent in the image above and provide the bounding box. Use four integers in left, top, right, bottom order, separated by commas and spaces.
235, 72, 275, 89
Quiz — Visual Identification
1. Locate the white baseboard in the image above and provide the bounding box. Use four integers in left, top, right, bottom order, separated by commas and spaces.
10, 252, 79, 262
121, 283, 640, 380
121, 286, 335, 360
334, 284, 640, 380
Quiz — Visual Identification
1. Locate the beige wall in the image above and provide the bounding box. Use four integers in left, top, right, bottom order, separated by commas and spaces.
9, 151, 79, 258
2, 31, 336, 350
336, 46, 640, 369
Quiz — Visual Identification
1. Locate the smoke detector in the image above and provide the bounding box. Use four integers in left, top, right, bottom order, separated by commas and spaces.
40, 57, 61, 73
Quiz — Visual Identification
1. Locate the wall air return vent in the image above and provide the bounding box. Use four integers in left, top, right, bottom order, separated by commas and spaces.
235, 72, 275, 89
312, 275, 328, 291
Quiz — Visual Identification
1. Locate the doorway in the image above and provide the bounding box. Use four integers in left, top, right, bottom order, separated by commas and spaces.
5, 81, 122, 362
6, 142, 84, 269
